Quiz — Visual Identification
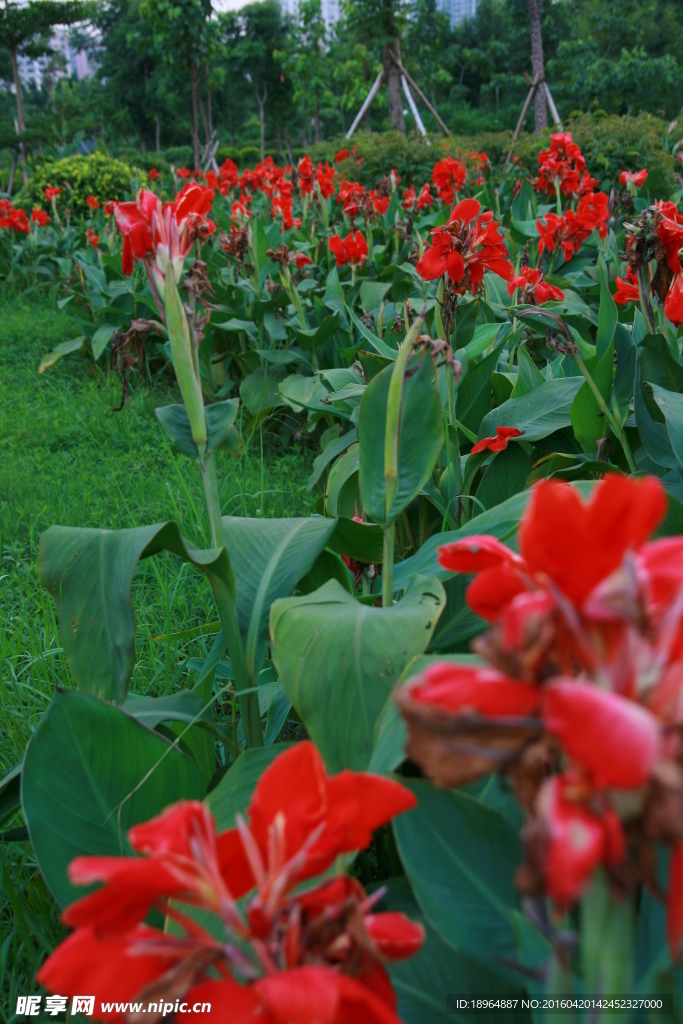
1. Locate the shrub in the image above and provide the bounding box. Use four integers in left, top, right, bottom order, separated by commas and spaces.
16, 151, 146, 218
162, 145, 193, 167
240, 145, 261, 165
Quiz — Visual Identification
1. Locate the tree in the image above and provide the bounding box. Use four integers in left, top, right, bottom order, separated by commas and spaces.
527, 0, 547, 132
221, 1, 288, 161
0, 0, 88, 175
143, 0, 213, 167
276, 0, 329, 145
340, 0, 409, 135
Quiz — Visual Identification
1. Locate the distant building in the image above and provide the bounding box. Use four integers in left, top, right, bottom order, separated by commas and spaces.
280, 0, 340, 28
16, 26, 92, 91
436, 0, 478, 26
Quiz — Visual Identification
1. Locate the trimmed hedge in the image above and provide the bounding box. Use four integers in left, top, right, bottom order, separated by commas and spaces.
16, 152, 146, 218
309, 113, 676, 193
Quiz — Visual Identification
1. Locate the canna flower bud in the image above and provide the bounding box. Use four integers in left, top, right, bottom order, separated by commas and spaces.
163, 261, 207, 454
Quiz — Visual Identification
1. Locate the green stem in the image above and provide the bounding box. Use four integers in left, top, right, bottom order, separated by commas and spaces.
573, 351, 637, 473
382, 524, 395, 608
201, 455, 263, 748
638, 264, 655, 335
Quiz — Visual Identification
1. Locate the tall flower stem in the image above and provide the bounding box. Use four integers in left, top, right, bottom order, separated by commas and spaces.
638, 264, 656, 335
572, 350, 637, 473
382, 525, 395, 608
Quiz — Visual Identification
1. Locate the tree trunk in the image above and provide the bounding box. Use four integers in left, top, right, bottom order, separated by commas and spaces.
385, 41, 406, 136
10, 46, 28, 185
256, 85, 267, 162
198, 90, 210, 147
155, 111, 161, 151
190, 64, 200, 168
207, 90, 213, 137
528, 0, 547, 134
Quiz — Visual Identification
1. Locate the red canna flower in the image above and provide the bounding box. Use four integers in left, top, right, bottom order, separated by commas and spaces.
613, 267, 641, 305
401, 185, 416, 211
316, 162, 336, 199
619, 169, 648, 189
176, 167, 192, 179
113, 183, 215, 279
298, 154, 316, 195
328, 230, 368, 269
335, 148, 350, 163
471, 425, 524, 455
431, 157, 466, 205
31, 207, 50, 227
44, 186, 62, 202
537, 192, 609, 262
535, 132, 586, 198
416, 198, 513, 293
294, 252, 313, 269
86, 227, 99, 251
38, 743, 421, 1024
86, 195, 101, 209
272, 193, 302, 231
416, 183, 433, 211
0, 201, 29, 233
507, 265, 564, 305
369, 189, 390, 216
148, 168, 161, 180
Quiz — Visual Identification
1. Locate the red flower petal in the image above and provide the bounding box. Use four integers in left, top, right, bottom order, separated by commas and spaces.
466, 563, 529, 621
538, 776, 606, 908
364, 913, 425, 960
542, 681, 660, 790
408, 662, 540, 717
437, 535, 520, 573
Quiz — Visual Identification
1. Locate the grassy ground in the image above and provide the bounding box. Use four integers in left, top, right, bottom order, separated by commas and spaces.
0, 297, 317, 1017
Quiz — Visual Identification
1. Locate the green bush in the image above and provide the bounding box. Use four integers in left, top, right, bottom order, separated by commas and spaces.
16, 151, 146, 218
163, 146, 193, 167
512, 112, 675, 191
240, 145, 261, 166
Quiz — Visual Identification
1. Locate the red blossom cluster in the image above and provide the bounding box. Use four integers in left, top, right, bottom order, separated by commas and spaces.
470, 425, 524, 455
86, 227, 99, 251
113, 183, 215, 279
537, 191, 609, 261
654, 201, 683, 324
416, 197, 512, 294
86, 196, 101, 209
620, 168, 648, 189
468, 150, 488, 186
400, 183, 433, 213
0, 199, 30, 233
397, 474, 683, 955
45, 186, 62, 202
431, 156, 467, 205
507, 264, 565, 305
534, 132, 598, 198
38, 743, 422, 1024
328, 230, 368, 269
31, 208, 51, 227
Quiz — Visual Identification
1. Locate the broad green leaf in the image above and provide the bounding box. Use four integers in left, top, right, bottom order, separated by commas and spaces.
91, 322, 117, 360
427, 574, 486, 650
326, 444, 361, 517
279, 373, 332, 415
596, 264, 618, 361
479, 376, 584, 442
368, 698, 407, 775
239, 368, 285, 417
270, 576, 445, 771
263, 684, 292, 744
38, 336, 85, 373
220, 516, 338, 680
327, 514, 384, 563
465, 322, 504, 360
360, 280, 392, 312
297, 548, 353, 595
475, 444, 531, 512
358, 355, 444, 528
383, 878, 530, 1024
570, 340, 614, 452
293, 314, 340, 351
215, 317, 258, 340
155, 399, 241, 460
208, 744, 293, 830
22, 690, 205, 907
346, 305, 398, 360
393, 778, 524, 979
39, 521, 236, 704
307, 428, 357, 490
646, 383, 683, 469
511, 346, 544, 398
456, 346, 501, 434
123, 690, 218, 735
635, 336, 683, 469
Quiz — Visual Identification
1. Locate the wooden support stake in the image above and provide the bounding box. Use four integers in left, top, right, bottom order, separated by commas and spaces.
395, 56, 451, 137
505, 69, 542, 166
401, 75, 429, 143
544, 82, 562, 130
346, 68, 385, 140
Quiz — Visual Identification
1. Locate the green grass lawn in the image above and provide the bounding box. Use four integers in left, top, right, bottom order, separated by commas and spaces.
0, 297, 317, 1015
